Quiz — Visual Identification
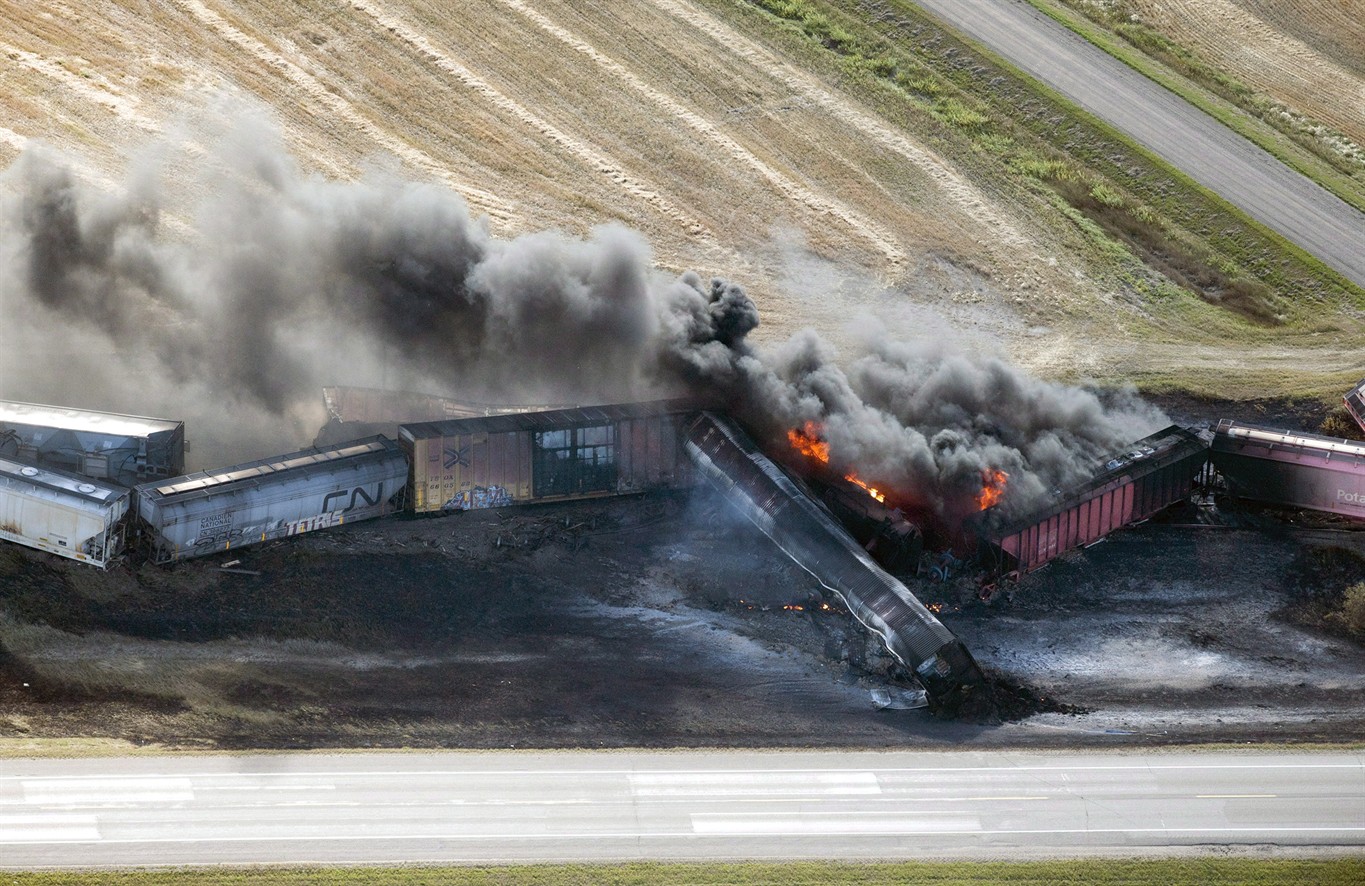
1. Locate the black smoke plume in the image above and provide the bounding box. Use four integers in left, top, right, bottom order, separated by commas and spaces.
0, 117, 1162, 514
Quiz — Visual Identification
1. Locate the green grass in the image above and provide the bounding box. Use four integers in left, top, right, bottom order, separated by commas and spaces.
4, 860, 1364, 885
1025, 0, 1365, 216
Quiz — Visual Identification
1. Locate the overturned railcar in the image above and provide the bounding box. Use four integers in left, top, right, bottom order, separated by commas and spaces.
0, 457, 130, 568
400, 400, 697, 513
683, 412, 986, 707
1210, 420, 1365, 520
1345, 377, 1365, 435
0, 399, 184, 487
135, 436, 407, 563
980, 425, 1208, 577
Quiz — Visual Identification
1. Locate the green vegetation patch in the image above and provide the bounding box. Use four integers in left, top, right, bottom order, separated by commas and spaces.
711, 0, 1363, 339
6, 859, 1365, 885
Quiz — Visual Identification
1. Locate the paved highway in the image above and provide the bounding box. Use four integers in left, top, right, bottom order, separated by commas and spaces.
910, 0, 1365, 289
0, 750, 1361, 867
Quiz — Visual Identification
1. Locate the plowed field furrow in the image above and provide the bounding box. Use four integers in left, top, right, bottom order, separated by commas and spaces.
1131, 0, 1365, 146
492, 0, 906, 266
346, 0, 714, 245
648, 0, 1036, 257
1237, 0, 1365, 78
173, 0, 513, 219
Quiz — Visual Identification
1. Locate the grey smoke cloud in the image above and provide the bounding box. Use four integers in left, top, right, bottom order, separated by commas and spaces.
0, 115, 1163, 514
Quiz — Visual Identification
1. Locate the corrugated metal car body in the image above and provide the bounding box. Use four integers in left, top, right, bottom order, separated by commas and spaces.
400, 400, 697, 513
135, 436, 407, 563
0, 399, 184, 487
982, 425, 1208, 575
683, 412, 986, 706
0, 456, 130, 568
1210, 420, 1365, 520
1345, 377, 1365, 435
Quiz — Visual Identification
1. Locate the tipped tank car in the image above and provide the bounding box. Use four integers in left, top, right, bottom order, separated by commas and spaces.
682, 411, 987, 708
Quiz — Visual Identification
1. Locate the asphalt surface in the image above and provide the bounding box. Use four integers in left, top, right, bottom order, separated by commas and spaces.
910, 0, 1365, 289
1, 750, 1361, 867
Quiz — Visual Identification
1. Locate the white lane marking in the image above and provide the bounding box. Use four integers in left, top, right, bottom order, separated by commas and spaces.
21, 778, 194, 806
0, 814, 100, 842
3, 762, 1353, 783
0, 826, 1362, 846
691, 813, 980, 835
1196, 794, 1278, 798
630, 771, 880, 797
2, 759, 1354, 775
208, 784, 338, 792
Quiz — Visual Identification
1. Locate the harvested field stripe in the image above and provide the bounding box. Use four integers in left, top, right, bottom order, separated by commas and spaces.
0, 41, 158, 133
347, 0, 713, 242
649, 0, 1034, 256
170, 0, 511, 223
496, 0, 904, 266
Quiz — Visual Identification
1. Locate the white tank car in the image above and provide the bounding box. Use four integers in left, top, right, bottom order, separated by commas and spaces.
0, 456, 130, 568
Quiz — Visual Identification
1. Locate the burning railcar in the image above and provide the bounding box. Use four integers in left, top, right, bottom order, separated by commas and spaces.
683, 412, 987, 707
134, 436, 408, 564
0, 399, 184, 488
399, 400, 698, 513
0, 456, 130, 568
1210, 420, 1365, 520
978, 425, 1208, 577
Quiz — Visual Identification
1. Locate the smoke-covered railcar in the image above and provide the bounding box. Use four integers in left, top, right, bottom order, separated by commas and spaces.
0, 456, 130, 568
134, 436, 407, 563
399, 400, 698, 513
1210, 420, 1365, 520
0, 399, 184, 488
1345, 377, 1365, 435
683, 412, 986, 708
979, 425, 1207, 576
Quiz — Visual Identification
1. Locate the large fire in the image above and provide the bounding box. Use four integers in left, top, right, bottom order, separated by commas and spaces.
788, 422, 886, 503
976, 468, 1009, 511
787, 422, 829, 463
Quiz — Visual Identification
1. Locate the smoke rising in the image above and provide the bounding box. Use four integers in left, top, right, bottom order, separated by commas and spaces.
0, 113, 1162, 514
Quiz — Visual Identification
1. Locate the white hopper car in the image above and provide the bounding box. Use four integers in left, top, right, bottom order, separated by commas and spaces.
0, 456, 131, 568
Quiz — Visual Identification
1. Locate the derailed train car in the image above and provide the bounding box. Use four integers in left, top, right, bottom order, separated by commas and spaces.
683, 412, 987, 709
1210, 420, 1365, 520
135, 436, 408, 563
0, 456, 130, 568
399, 400, 698, 513
1345, 376, 1365, 435
0, 399, 184, 488
978, 425, 1208, 577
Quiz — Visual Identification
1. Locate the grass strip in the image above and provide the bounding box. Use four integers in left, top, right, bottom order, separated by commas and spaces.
5, 859, 1364, 885
1022, 0, 1365, 216
713, 0, 1363, 326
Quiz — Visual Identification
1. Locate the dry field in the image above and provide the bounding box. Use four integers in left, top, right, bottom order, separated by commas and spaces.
1125, 0, 1365, 152
0, 0, 1360, 399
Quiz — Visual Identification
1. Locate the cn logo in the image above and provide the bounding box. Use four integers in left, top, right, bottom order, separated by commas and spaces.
321, 483, 384, 513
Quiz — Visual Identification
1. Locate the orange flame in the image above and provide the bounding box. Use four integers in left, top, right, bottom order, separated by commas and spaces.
976, 468, 1009, 511
844, 473, 887, 503
787, 421, 830, 463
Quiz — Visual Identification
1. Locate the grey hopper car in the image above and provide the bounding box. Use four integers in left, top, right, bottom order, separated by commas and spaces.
683, 412, 987, 709
0, 456, 130, 568
0, 399, 184, 487
1210, 420, 1365, 520
135, 436, 408, 563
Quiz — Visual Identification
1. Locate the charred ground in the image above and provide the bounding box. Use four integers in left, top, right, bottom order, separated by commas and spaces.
1, 398, 1362, 751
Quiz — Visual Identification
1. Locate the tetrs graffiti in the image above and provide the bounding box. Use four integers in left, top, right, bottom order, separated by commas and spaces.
442, 485, 515, 511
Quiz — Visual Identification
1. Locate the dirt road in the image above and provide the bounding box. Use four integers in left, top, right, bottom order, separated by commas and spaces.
911, 0, 1365, 287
